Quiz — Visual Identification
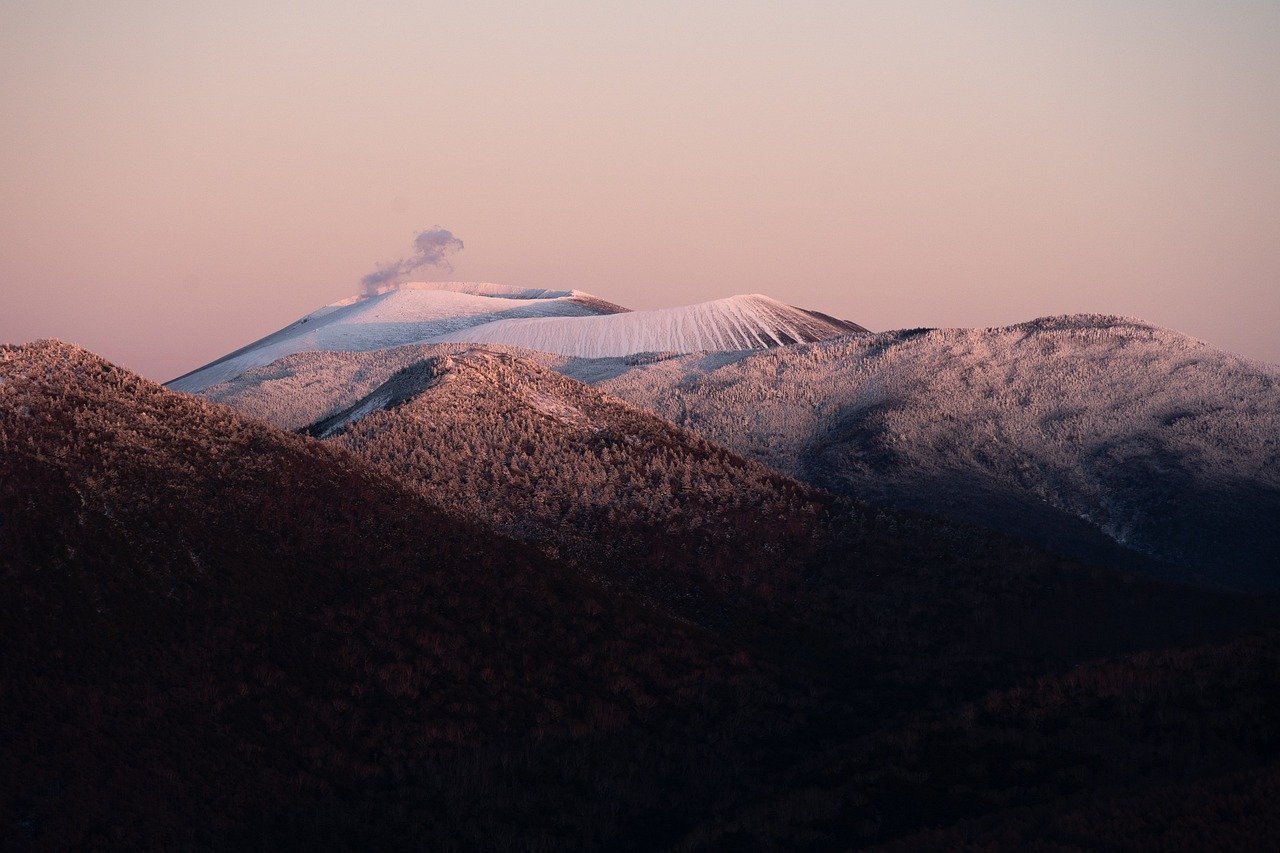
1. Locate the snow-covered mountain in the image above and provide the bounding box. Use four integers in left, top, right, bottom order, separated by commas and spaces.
168, 282, 623, 393
432, 294, 868, 357
168, 283, 865, 392
303, 348, 836, 620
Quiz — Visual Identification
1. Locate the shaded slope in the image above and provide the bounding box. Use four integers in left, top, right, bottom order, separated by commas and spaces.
682, 629, 1280, 851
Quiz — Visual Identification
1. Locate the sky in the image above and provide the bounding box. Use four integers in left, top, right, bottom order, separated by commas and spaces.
2, 1, 1278, 379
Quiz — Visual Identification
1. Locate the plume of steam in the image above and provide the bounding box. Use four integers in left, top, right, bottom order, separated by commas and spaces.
361, 227, 464, 295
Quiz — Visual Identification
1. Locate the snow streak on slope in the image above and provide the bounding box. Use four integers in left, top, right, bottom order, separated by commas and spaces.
434, 294, 868, 358
167, 282, 621, 393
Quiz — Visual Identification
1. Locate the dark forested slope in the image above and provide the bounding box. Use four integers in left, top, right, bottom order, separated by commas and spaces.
3, 340, 1276, 850
0, 341, 783, 848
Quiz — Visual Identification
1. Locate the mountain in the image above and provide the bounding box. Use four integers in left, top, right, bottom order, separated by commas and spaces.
432, 293, 869, 357
4, 339, 1277, 848
296, 344, 1277, 690
168, 283, 864, 394
573, 315, 1280, 589
167, 282, 626, 393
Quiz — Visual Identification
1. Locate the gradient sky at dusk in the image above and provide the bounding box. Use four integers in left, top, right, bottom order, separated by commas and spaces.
3, 1, 1278, 379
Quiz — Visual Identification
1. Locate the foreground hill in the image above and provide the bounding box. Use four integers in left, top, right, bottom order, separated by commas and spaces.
0, 341, 788, 848
575, 315, 1280, 590
4, 340, 1276, 848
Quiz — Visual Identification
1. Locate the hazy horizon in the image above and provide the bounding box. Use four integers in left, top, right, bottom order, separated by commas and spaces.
3, 1, 1278, 379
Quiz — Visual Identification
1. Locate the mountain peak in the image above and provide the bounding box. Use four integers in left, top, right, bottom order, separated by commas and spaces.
167, 284, 867, 392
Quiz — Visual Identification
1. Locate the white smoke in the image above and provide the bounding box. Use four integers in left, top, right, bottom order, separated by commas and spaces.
361, 227, 464, 295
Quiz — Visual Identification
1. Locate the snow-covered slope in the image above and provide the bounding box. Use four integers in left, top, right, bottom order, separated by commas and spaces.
433, 294, 867, 358
579, 315, 1280, 590
167, 282, 622, 393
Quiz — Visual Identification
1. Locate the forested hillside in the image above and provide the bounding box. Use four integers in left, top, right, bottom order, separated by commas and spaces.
0, 341, 783, 848
310, 349, 833, 621
4, 340, 1277, 849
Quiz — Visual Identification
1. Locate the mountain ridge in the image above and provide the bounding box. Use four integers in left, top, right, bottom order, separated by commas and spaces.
433, 292, 869, 357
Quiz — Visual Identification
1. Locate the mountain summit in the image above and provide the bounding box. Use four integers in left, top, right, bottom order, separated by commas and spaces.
168, 283, 866, 392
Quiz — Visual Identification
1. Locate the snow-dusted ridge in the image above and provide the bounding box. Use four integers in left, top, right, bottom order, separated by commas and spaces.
581, 315, 1280, 589
168, 283, 866, 392
435, 294, 868, 358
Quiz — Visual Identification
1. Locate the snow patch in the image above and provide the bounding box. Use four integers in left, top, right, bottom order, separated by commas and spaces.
313, 389, 393, 438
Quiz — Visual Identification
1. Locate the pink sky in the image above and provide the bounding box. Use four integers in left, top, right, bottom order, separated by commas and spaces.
2, 2, 1278, 379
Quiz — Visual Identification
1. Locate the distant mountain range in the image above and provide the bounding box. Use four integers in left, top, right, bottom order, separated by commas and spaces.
187, 283, 1280, 591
